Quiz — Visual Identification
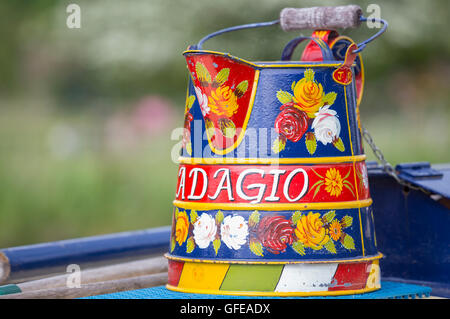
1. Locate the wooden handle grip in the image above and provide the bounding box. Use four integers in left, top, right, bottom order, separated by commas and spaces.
280, 5, 363, 31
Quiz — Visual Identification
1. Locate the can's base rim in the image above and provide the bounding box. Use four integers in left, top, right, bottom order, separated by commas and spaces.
165, 284, 381, 297
164, 252, 383, 265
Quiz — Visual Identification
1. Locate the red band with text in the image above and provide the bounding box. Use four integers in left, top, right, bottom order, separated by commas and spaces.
175, 162, 370, 205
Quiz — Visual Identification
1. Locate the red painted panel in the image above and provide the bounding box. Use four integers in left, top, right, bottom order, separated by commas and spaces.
185, 54, 256, 152
175, 163, 368, 204
167, 260, 185, 287
328, 261, 371, 291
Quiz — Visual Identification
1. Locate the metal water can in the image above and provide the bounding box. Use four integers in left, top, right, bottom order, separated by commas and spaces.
166, 5, 388, 296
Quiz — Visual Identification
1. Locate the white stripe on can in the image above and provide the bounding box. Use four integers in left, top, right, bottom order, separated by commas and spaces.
275, 263, 338, 292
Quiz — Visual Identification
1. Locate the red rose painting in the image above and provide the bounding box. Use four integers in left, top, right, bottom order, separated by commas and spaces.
275, 103, 309, 143
256, 215, 294, 254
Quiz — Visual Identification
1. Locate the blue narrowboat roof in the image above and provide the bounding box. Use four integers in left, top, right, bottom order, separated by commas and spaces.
367, 161, 450, 199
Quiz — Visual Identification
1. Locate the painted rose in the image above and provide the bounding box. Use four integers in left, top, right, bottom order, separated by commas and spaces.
257, 216, 294, 254
193, 213, 217, 249
183, 113, 193, 131
311, 105, 341, 145
182, 113, 193, 149
194, 86, 210, 116
275, 104, 309, 143
208, 86, 238, 117
295, 212, 330, 250
292, 69, 324, 117
175, 210, 189, 245
221, 215, 249, 250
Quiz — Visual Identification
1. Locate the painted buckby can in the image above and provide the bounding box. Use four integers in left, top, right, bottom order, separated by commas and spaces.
166, 5, 388, 296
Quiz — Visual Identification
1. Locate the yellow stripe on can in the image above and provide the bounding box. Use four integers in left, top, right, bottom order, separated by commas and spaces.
177, 262, 229, 291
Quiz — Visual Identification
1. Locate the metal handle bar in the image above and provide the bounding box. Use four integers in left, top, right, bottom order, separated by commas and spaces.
194, 7, 387, 54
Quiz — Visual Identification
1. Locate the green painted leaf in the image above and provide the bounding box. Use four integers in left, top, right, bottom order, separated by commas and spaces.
324, 239, 337, 254
276, 90, 294, 105
310, 179, 324, 199
313, 183, 322, 199
204, 118, 216, 137
291, 241, 306, 256
272, 136, 286, 154
214, 68, 230, 86
235, 80, 248, 97
341, 234, 356, 250
196, 62, 211, 84
305, 133, 317, 155
186, 95, 195, 110
311, 169, 324, 179
343, 183, 356, 197
219, 119, 236, 138
185, 142, 192, 156
249, 211, 260, 228
249, 240, 264, 257
190, 209, 198, 224
215, 210, 224, 225
174, 207, 179, 220
170, 237, 176, 252
356, 168, 362, 179
322, 210, 336, 223
186, 236, 195, 253
291, 81, 296, 93
333, 137, 345, 152
310, 180, 324, 191
343, 168, 352, 180
323, 92, 337, 105
291, 211, 302, 225
213, 238, 221, 255
341, 215, 353, 228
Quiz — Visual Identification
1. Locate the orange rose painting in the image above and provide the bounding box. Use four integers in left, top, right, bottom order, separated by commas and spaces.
186, 56, 254, 154
294, 212, 330, 250
208, 86, 239, 117
272, 68, 345, 155
292, 69, 325, 118
175, 210, 190, 246
289, 210, 356, 255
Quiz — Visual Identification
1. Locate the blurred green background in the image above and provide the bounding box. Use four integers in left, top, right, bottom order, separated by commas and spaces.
0, 0, 449, 247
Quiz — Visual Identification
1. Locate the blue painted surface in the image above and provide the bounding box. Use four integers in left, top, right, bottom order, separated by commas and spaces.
367, 163, 450, 297
181, 58, 362, 159
83, 281, 431, 299
1, 226, 171, 282
396, 162, 450, 198
169, 207, 378, 262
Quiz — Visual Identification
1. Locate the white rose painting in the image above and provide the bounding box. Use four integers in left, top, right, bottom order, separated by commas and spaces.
194, 86, 210, 117
311, 105, 341, 146
220, 215, 248, 250
193, 213, 217, 249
